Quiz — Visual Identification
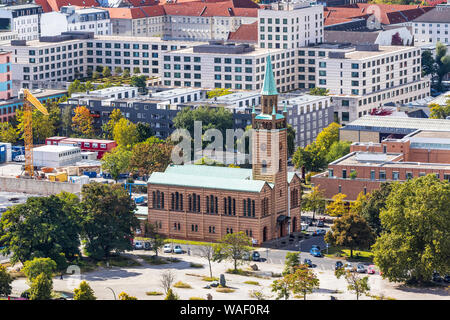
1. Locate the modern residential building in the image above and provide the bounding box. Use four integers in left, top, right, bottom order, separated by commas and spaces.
147, 55, 302, 243
0, 4, 43, 41
0, 50, 12, 101
312, 44, 430, 124
411, 6, 450, 45
339, 115, 450, 143
71, 86, 139, 99
279, 93, 333, 147
311, 129, 450, 201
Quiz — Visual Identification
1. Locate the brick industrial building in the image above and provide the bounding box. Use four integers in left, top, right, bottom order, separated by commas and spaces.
311, 129, 450, 201
147, 55, 302, 244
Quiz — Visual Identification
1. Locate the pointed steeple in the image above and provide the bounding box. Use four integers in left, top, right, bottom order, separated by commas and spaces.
261, 54, 278, 96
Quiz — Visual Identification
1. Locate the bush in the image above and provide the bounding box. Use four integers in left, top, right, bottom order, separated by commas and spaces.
73, 281, 96, 300
189, 262, 203, 268
216, 287, 235, 293
202, 276, 219, 282
146, 291, 163, 296
173, 281, 192, 289
189, 297, 206, 300
226, 268, 250, 276
244, 280, 260, 286
164, 288, 179, 300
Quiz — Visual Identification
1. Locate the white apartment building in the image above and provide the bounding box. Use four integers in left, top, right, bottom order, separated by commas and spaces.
314, 44, 430, 123
258, 0, 323, 50
411, 7, 450, 45
0, 4, 42, 41
63, 6, 111, 36
161, 42, 296, 92
279, 94, 333, 147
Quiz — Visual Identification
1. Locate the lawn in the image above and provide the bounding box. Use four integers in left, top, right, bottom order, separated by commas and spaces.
324, 246, 374, 262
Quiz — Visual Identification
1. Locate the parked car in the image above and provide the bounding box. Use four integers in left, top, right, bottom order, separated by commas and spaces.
134, 241, 144, 250
444, 275, 450, 283
310, 248, 322, 257
356, 263, 366, 273
210, 281, 219, 287
303, 259, 313, 267
163, 244, 173, 253
317, 229, 327, 236
335, 261, 344, 270
317, 220, 325, 227
143, 241, 151, 250
344, 263, 354, 272
14, 155, 25, 162
433, 272, 443, 282
252, 251, 261, 262
367, 265, 376, 274
311, 245, 320, 250
173, 245, 183, 254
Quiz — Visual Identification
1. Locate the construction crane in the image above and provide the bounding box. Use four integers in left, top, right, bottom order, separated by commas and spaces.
19, 89, 49, 177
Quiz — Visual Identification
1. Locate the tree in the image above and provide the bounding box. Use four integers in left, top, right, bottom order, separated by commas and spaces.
335, 268, 370, 300
114, 67, 123, 76
315, 122, 340, 151
118, 292, 138, 300
372, 175, 450, 284
136, 122, 154, 142
207, 88, 232, 99
325, 212, 375, 258
102, 66, 111, 78
359, 183, 393, 236
101, 146, 132, 182
71, 106, 94, 138
164, 288, 179, 300
130, 75, 147, 94
287, 125, 296, 157
29, 273, 53, 300
249, 288, 270, 300
145, 222, 165, 257
73, 281, 96, 300
92, 71, 101, 79
160, 270, 175, 295
302, 186, 326, 221
271, 276, 291, 300
391, 32, 403, 45
128, 139, 173, 178
435, 42, 450, 92
133, 67, 141, 75
103, 108, 123, 139
429, 101, 450, 119
0, 265, 12, 296
113, 118, 138, 149
213, 232, 252, 272
16, 108, 56, 144
326, 193, 348, 217
421, 50, 435, 76
292, 143, 327, 173
23, 258, 57, 282
122, 68, 130, 78
79, 182, 139, 260
197, 245, 215, 278
0, 195, 81, 266
61, 105, 73, 136
309, 88, 329, 96
289, 265, 320, 300
283, 252, 300, 275
0, 122, 18, 143
326, 140, 351, 163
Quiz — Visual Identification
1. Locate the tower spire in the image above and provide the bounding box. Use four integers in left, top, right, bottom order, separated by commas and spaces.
261, 55, 278, 96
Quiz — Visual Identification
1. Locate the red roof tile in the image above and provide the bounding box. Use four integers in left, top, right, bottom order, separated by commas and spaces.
228, 21, 257, 42
36, 0, 100, 12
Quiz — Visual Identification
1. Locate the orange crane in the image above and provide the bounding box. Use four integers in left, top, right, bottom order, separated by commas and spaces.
19, 89, 49, 177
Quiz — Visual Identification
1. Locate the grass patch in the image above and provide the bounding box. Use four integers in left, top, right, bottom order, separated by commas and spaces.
134, 237, 214, 247
146, 291, 163, 296
202, 276, 219, 282
173, 281, 192, 289
244, 280, 260, 286
189, 297, 206, 300
226, 268, 252, 276
216, 288, 235, 293
324, 246, 374, 262
137, 255, 181, 265
190, 262, 203, 268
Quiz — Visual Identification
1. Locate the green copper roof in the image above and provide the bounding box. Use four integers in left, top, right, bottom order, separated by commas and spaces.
261, 55, 278, 96
148, 165, 274, 193
252, 105, 256, 113
255, 113, 285, 120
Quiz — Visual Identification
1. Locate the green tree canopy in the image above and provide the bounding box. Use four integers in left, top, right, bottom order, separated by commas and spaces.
130, 75, 147, 94
73, 281, 97, 300
326, 140, 351, 163
128, 138, 173, 178
113, 118, 138, 149
23, 257, 57, 282
79, 182, 139, 260
309, 88, 329, 96
135, 122, 154, 142
372, 175, 450, 284
29, 272, 53, 300
213, 232, 252, 272
358, 183, 393, 236
101, 146, 132, 182
0, 265, 13, 296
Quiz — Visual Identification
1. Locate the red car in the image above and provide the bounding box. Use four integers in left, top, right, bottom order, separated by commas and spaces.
367, 265, 376, 274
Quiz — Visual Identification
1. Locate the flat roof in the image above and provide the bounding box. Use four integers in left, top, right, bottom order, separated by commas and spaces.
211, 91, 260, 102
169, 46, 284, 56
148, 164, 272, 193
280, 94, 329, 105
33, 145, 80, 153
343, 46, 414, 60
151, 87, 202, 98
410, 130, 450, 140
342, 116, 450, 132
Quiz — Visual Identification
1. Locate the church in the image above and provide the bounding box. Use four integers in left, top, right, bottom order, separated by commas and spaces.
147, 55, 302, 244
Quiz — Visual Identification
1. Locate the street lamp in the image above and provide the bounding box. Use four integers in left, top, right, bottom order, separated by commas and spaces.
106, 287, 116, 300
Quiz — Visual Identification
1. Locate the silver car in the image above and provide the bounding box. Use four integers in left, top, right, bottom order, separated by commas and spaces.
356, 264, 366, 273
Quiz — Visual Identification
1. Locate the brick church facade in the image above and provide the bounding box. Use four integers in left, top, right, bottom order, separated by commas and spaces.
147, 55, 302, 244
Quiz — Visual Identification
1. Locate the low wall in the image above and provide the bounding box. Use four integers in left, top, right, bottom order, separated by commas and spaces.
0, 176, 82, 196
